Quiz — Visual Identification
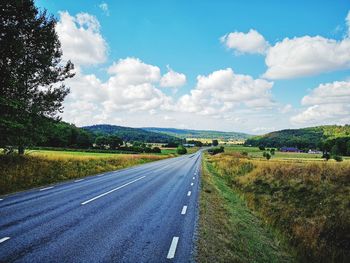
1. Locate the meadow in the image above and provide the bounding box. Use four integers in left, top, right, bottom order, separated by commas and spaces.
200, 151, 350, 262
0, 150, 171, 195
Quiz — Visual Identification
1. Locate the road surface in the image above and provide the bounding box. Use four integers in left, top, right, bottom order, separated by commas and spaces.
0, 151, 202, 262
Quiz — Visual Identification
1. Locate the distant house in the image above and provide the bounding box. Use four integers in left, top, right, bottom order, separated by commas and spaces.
308, 149, 322, 154
280, 147, 302, 153
183, 143, 195, 147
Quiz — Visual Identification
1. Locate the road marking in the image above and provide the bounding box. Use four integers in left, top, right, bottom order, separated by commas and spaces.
181, 205, 187, 215
81, 176, 146, 205
0, 199, 3, 201
97, 173, 105, 177
191, 183, 194, 186
192, 177, 195, 180
74, 179, 84, 182
167, 236, 179, 259
187, 191, 191, 196
39, 186, 54, 191
0, 237, 10, 243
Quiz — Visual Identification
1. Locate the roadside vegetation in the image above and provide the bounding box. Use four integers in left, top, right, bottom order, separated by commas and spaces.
0, 152, 169, 195
200, 150, 350, 262
198, 155, 296, 263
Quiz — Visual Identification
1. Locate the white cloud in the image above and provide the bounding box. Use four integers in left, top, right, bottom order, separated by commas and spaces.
56, 11, 108, 66
107, 57, 161, 85
176, 68, 274, 115
99, 2, 109, 16
160, 66, 186, 88
291, 81, 350, 125
263, 36, 350, 79
220, 29, 269, 55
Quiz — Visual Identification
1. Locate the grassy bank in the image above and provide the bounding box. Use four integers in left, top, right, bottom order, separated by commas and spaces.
206, 152, 350, 262
197, 156, 295, 263
0, 153, 168, 195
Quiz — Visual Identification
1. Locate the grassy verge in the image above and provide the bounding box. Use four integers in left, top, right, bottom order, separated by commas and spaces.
0, 153, 168, 195
207, 153, 350, 262
197, 155, 296, 263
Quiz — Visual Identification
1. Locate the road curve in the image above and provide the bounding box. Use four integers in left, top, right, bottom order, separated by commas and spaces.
0, 150, 202, 263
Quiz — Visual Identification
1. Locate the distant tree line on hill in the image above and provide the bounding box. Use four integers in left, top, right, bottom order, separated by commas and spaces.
245, 125, 350, 156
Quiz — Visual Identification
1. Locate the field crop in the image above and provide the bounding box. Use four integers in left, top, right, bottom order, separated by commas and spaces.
205, 152, 350, 262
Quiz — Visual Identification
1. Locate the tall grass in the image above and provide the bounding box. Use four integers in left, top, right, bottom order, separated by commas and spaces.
0, 153, 167, 195
207, 153, 350, 263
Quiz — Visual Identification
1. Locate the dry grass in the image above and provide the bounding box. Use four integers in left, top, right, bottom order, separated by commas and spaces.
208, 153, 350, 262
197, 157, 295, 263
0, 153, 168, 195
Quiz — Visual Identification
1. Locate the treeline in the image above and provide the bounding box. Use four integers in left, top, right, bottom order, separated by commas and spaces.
245, 125, 350, 156
83, 124, 181, 144
24, 121, 161, 154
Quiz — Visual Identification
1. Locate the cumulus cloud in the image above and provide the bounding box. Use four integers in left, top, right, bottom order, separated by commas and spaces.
56, 11, 108, 66
176, 68, 274, 116
291, 81, 350, 125
263, 36, 350, 79
107, 57, 161, 85
160, 66, 186, 88
220, 29, 269, 55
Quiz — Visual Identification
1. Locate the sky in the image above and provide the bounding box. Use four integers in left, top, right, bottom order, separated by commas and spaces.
35, 0, 350, 134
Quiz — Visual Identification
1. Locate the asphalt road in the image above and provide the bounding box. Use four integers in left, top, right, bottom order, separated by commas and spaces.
0, 150, 202, 263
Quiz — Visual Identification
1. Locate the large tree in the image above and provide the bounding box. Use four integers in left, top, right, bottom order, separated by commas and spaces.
0, 0, 74, 154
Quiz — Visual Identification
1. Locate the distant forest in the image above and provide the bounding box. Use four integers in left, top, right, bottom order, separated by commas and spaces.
245, 125, 350, 156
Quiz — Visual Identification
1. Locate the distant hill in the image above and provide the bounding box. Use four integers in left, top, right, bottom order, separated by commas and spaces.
245, 125, 350, 149
143, 127, 252, 141
83, 124, 180, 143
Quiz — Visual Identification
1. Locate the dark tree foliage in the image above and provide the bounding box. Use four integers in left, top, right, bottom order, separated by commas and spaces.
208, 146, 224, 155
212, 139, 219, 146
176, 145, 187, 155
0, 0, 74, 154
186, 140, 203, 147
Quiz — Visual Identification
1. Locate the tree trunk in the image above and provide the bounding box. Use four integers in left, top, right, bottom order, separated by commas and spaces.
18, 145, 25, 155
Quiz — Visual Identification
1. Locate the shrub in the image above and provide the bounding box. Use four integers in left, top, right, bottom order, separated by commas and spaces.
208, 146, 224, 155
333, 155, 343, 162
176, 145, 187, 154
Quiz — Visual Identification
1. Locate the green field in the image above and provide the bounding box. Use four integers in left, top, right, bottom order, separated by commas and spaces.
223, 145, 350, 161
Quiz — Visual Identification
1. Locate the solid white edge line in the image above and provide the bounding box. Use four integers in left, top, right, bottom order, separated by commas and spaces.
39, 186, 54, 191
0, 237, 10, 243
167, 236, 179, 259
187, 191, 191, 196
74, 179, 84, 182
81, 176, 146, 205
191, 182, 194, 186
181, 205, 188, 215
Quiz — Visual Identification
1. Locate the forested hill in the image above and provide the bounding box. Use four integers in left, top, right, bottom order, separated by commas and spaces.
83, 124, 180, 143
142, 127, 252, 140
245, 125, 350, 149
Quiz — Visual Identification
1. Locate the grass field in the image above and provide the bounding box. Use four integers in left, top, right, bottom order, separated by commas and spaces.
224, 145, 350, 161
0, 147, 200, 195
202, 151, 350, 262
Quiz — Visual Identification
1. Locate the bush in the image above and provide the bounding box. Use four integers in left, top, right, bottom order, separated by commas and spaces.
333, 155, 343, 162
208, 146, 224, 155
176, 146, 187, 154
259, 146, 265, 151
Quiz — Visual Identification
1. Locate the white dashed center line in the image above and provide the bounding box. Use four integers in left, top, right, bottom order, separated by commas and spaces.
0, 237, 10, 243
192, 177, 195, 180
167, 237, 179, 259
181, 205, 188, 215
74, 179, 84, 183
187, 191, 191, 196
191, 183, 194, 186
39, 186, 54, 191
81, 176, 146, 205
0, 199, 3, 201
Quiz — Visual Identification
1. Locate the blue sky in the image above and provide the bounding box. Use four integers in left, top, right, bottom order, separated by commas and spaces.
36, 0, 350, 133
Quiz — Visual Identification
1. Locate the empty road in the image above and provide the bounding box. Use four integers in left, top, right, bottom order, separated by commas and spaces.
0, 151, 202, 262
